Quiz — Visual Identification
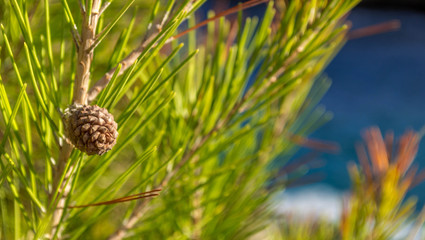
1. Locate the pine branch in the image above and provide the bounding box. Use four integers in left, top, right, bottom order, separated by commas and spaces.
107, 88, 247, 239
87, 0, 269, 103
86, 0, 192, 103
99, 1, 111, 15
73, 0, 102, 105
86, 31, 160, 103
49, 144, 73, 238
0, 0, 367, 238
51, 1, 103, 238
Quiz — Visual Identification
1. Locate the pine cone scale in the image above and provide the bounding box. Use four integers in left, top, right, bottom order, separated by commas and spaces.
63, 104, 118, 155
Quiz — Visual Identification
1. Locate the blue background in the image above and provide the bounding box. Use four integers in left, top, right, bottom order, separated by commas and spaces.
312, 7, 425, 206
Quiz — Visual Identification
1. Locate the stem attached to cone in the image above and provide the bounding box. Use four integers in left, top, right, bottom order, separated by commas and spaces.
50, 1, 102, 238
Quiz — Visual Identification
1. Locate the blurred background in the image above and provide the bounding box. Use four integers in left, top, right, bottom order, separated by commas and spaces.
203, 0, 425, 214
312, 1, 425, 207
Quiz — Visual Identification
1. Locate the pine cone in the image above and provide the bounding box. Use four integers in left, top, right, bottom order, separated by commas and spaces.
62, 104, 118, 155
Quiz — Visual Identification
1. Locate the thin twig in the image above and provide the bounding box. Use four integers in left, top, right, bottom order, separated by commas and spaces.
86, 34, 157, 102
49, 142, 74, 238
99, 1, 111, 15
159, 9, 171, 29
87, 0, 183, 102
70, 24, 81, 52
87, 23, 164, 102
73, 1, 102, 105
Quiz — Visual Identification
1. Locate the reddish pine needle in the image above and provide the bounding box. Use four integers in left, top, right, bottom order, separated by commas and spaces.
348, 20, 401, 40
105, 189, 162, 203
277, 151, 321, 177
363, 128, 389, 174
411, 170, 425, 189
355, 142, 373, 183
289, 134, 340, 153
171, 0, 269, 40
65, 189, 162, 209
356, 127, 424, 189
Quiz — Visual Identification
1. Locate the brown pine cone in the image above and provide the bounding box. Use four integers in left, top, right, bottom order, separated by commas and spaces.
62, 104, 118, 155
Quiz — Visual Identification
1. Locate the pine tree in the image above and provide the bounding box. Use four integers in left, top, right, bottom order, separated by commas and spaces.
9, 0, 425, 239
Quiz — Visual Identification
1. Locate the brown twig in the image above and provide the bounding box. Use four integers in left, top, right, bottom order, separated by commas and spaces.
86, 17, 165, 102
50, 143, 74, 238
99, 1, 111, 15
50, 1, 103, 238
73, 1, 102, 105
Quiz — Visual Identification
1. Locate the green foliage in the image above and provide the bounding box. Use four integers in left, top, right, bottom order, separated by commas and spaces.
267, 128, 425, 240
273, 217, 339, 240
340, 128, 425, 240
0, 0, 365, 239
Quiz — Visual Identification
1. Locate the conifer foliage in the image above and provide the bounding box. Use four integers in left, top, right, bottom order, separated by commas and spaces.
0, 0, 372, 239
